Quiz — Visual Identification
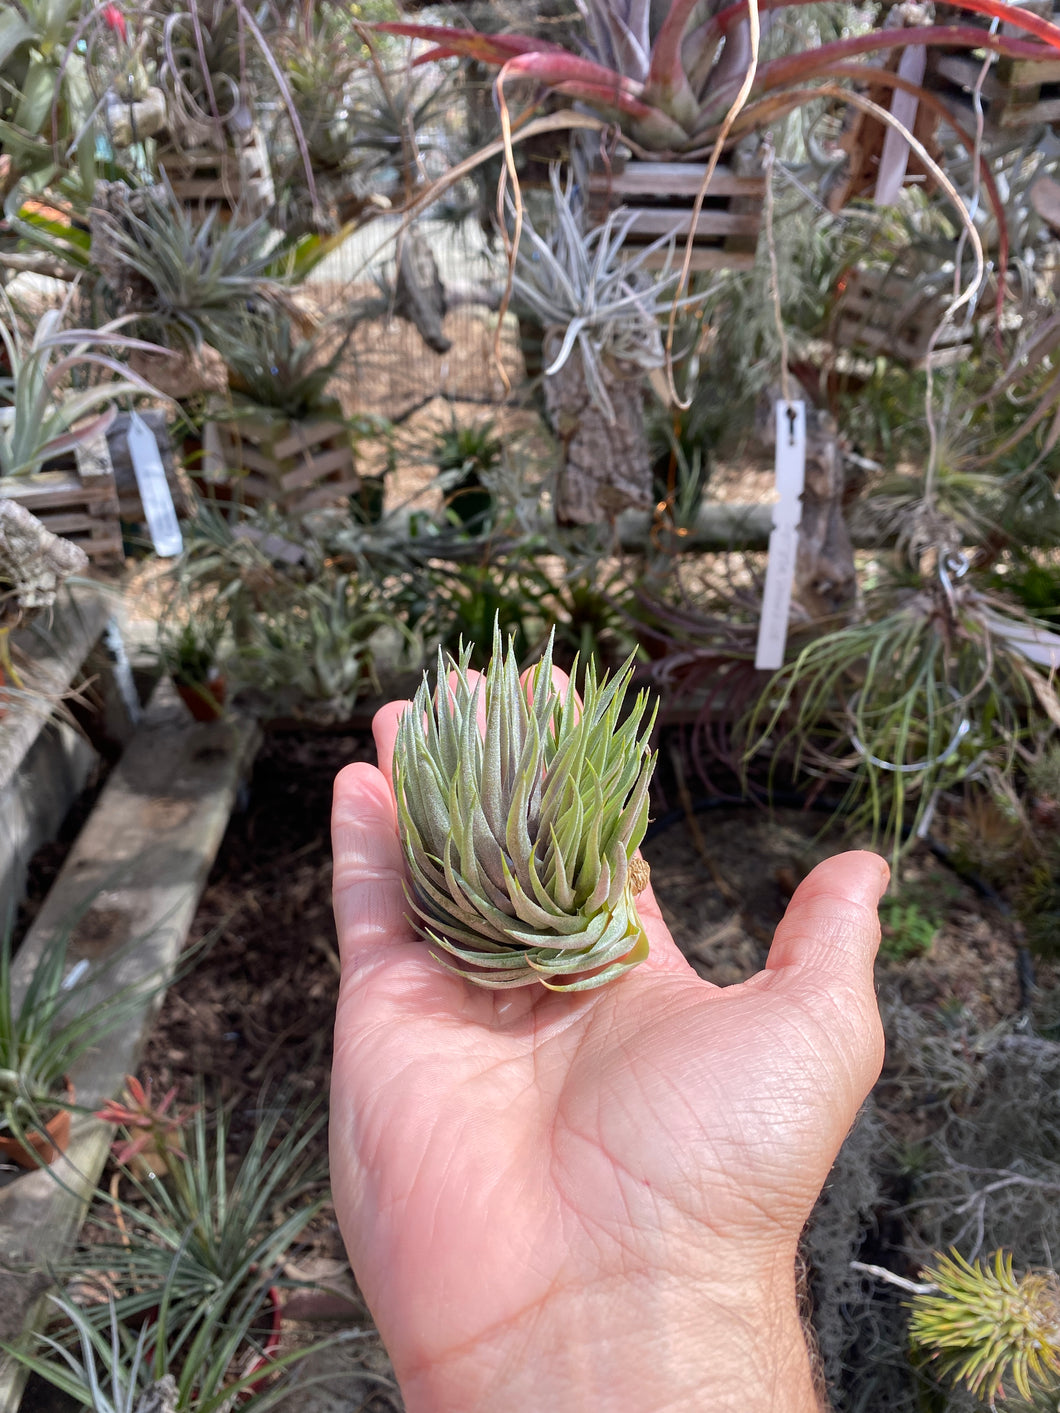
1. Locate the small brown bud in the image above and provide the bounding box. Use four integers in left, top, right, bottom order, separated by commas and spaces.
628, 855, 651, 895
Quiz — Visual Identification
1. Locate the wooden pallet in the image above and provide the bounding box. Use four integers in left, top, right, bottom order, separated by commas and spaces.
587, 160, 764, 271
0, 434, 123, 564
926, 2, 1060, 130
157, 127, 275, 223
201, 407, 360, 515
831, 266, 989, 367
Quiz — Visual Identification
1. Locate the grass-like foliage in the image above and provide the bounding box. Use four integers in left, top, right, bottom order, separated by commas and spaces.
78, 1087, 326, 1361
395, 625, 657, 991
742, 568, 1060, 859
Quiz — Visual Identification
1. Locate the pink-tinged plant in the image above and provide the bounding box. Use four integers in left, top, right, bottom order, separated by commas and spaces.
101, 4, 127, 42
95, 1075, 196, 1170
378, 0, 1060, 157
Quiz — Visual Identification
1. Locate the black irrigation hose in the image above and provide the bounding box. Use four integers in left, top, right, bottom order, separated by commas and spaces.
644, 788, 1037, 1012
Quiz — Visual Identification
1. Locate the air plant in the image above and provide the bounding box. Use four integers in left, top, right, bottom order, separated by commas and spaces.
89, 180, 284, 349
377, 0, 1060, 161
394, 626, 657, 991
70, 1083, 328, 1396
909, 1249, 1060, 1403
0, 289, 163, 478
511, 166, 700, 420
7, 1281, 356, 1413
234, 569, 401, 723
433, 417, 503, 532
741, 555, 1060, 858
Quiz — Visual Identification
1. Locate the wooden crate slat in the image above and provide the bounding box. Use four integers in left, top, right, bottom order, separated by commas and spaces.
201, 411, 357, 515
639, 247, 756, 271
0, 437, 123, 564
1003, 56, 1060, 86
157, 127, 275, 222
998, 93, 1060, 125
34, 513, 99, 535
236, 472, 275, 500
278, 446, 355, 493
271, 421, 348, 461
215, 435, 278, 478
589, 162, 764, 199
934, 53, 1005, 98
290, 478, 361, 514
588, 157, 763, 270
622, 207, 762, 238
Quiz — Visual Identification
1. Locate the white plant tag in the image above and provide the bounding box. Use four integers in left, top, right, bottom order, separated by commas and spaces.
755, 401, 806, 671
128, 412, 183, 557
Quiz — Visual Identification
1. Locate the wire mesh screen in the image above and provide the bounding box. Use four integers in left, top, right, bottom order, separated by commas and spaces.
308, 214, 522, 426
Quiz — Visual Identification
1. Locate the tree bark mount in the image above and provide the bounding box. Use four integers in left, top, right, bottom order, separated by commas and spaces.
542, 329, 655, 526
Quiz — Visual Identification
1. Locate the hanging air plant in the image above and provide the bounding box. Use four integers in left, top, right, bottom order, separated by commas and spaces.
742, 552, 1060, 857
394, 628, 657, 991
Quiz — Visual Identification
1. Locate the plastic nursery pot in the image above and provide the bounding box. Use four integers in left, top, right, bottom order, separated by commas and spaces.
0, 1078, 75, 1170
174, 669, 226, 722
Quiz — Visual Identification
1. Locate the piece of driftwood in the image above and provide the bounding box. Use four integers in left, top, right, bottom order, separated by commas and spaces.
394, 227, 452, 354
0, 586, 112, 920
542, 331, 654, 525
0, 500, 88, 611
587, 158, 764, 271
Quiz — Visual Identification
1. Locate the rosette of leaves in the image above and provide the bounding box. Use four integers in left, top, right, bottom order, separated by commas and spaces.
909, 1249, 1060, 1403
394, 628, 657, 991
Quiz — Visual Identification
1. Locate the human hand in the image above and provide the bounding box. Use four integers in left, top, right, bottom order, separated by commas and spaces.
331, 689, 887, 1413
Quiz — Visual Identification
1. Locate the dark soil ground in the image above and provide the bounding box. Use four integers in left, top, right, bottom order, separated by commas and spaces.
19, 724, 1041, 1411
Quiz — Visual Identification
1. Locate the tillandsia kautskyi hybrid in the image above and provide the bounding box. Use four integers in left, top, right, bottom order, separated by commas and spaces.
393, 628, 657, 991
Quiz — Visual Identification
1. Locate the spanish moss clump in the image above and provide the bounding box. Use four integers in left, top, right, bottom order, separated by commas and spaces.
394, 629, 657, 991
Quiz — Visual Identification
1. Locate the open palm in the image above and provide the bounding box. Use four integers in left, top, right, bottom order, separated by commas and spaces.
330, 700, 887, 1413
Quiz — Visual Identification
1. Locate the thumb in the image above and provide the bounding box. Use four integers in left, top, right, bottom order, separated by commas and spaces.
765, 850, 889, 1099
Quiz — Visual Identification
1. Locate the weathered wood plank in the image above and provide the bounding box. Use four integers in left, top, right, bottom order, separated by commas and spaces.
591, 162, 765, 198
0, 588, 110, 805
0, 681, 261, 1409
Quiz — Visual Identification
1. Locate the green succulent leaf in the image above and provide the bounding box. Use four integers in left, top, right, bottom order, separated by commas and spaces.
394, 626, 657, 991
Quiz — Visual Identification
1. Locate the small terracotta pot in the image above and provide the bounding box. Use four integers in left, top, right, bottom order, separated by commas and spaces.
175, 669, 226, 722
0, 1079, 74, 1169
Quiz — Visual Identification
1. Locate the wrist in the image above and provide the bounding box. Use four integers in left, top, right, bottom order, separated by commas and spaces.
397, 1252, 821, 1413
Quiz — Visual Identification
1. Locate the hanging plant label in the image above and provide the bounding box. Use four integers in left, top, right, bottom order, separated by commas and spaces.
755, 401, 806, 671
128, 411, 183, 557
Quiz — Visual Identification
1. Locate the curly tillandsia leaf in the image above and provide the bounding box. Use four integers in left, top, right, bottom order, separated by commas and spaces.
909, 1249, 1060, 1402
394, 627, 657, 991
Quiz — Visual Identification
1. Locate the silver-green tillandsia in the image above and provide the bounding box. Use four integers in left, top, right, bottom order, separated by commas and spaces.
393, 628, 657, 991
